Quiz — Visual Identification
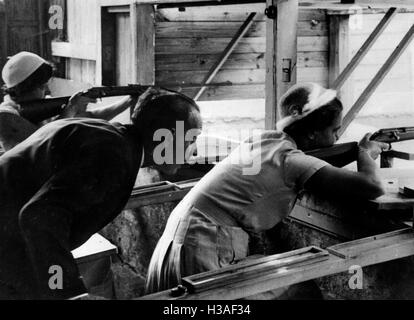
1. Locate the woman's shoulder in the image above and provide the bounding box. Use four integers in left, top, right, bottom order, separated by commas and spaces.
0, 97, 20, 116
246, 130, 298, 151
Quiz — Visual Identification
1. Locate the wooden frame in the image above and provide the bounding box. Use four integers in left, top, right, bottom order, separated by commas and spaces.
340, 24, 414, 135
328, 14, 351, 109
0, 1, 7, 70
95, 0, 155, 85
141, 227, 414, 300
181, 246, 329, 293
331, 7, 397, 90
265, 0, 298, 130
193, 12, 257, 100
130, 3, 155, 85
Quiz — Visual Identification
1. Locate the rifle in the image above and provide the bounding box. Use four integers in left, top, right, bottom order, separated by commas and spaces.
306, 126, 414, 168
370, 127, 414, 143
18, 84, 150, 123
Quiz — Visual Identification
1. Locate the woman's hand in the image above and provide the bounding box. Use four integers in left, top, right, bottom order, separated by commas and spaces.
358, 133, 390, 160
60, 91, 97, 119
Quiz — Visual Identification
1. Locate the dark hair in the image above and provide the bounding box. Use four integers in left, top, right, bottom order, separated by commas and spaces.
3, 62, 53, 98
284, 97, 343, 137
131, 87, 201, 137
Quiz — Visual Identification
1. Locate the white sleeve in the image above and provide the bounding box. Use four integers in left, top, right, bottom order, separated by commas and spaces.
283, 149, 330, 190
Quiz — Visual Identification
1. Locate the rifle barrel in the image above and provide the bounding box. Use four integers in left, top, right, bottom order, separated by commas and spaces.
18, 85, 149, 123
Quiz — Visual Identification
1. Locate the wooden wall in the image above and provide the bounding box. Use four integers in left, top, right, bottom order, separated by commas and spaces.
346, 12, 414, 117
3, 0, 42, 56
64, 0, 97, 85
0, 0, 67, 86
61, 3, 328, 101
0, 1, 7, 71
154, 6, 328, 101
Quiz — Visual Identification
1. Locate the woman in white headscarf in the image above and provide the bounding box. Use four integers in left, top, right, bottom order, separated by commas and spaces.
0, 52, 136, 151
145, 83, 390, 298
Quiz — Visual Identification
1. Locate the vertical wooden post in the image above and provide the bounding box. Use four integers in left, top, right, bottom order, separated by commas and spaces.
328, 14, 351, 111
331, 8, 397, 91
100, 7, 116, 86
265, 0, 298, 130
130, 3, 155, 85
0, 1, 7, 68
340, 24, 414, 136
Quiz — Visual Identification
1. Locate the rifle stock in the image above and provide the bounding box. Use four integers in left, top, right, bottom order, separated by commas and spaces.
305, 142, 359, 167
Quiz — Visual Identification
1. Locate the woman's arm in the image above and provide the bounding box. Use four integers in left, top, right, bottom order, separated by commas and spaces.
83, 96, 136, 121
60, 93, 136, 122
304, 134, 389, 200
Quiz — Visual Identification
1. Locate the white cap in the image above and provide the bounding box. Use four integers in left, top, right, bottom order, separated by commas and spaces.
276, 83, 337, 131
2, 51, 46, 88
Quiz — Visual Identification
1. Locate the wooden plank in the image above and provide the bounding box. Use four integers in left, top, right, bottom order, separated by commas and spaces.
95, 1, 103, 85
157, 6, 324, 22
156, 21, 266, 38
116, 13, 133, 85
157, 69, 264, 87
156, 53, 266, 71
332, 7, 397, 90
155, 36, 326, 54
156, 51, 326, 71
156, 70, 327, 101
266, 0, 298, 130
327, 228, 413, 258
155, 21, 327, 38
178, 84, 266, 100
288, 206, 367, 241
100, 6, 116, 85
167, 79, 328, 101
326, 8, 414, 15
51, 41, 97, 60
157, 5, 266, 21
194, 12, 257, 100
130, 3, 155, 85
302, 1, 414, 10
182, 246, 329, 292
156, 37, 265, 54
0, 1, 7, 70
140, 227, 414, 300
340, 24, 414, 136
100, 0, 132, 6
328, 14, 352, 110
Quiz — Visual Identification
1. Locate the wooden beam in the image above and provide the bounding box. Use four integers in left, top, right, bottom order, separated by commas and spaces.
140, 228, 414, 300
100, 0, 132, 6
193, 13, 256, 101
331, 7, 397, 90
265, 0, 298, 130
130, 3, 155, 85
100, 7, 117, 85
340, 24, 414, 136
328, 14, 351, 108
300, 1, 414, 10
0, 1, 7, 71
51, 42, 97, 60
